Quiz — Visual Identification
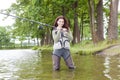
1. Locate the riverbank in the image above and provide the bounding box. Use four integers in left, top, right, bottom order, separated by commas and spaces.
32, 40, 120, 56
95, 44, 120, 56
71, 41, 120, 56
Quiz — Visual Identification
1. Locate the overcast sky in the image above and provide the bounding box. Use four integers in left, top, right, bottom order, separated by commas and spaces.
0, 0, 120, 27
0, 0, 16, 26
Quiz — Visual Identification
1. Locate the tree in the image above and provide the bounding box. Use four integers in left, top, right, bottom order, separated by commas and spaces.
88, 0, 105, 43
72, 0, 80, 44
88, 0, 98, 43
96, 0, 104, 42
0, 27, 10, 48
108, 0, 119, 41
6, 0, 119, 46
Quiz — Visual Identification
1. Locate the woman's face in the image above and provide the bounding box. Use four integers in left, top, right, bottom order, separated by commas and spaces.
57, 18, 64, 27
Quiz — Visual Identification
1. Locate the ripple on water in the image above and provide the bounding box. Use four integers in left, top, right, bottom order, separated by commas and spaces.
117, 65, 120, 68
103, 55, 120, 80
0, 49, 38, 80
103, 56, 112, 80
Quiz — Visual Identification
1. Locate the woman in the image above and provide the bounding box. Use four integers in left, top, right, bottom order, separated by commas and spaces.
52, 15, 75, 71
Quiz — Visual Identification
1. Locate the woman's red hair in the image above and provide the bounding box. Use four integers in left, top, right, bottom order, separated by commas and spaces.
53, 15, 69, 30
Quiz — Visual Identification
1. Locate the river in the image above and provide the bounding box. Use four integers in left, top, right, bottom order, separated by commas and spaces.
0, 49, 119, 80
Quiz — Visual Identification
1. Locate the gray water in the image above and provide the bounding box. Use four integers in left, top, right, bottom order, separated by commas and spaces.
0, 49, 119, 80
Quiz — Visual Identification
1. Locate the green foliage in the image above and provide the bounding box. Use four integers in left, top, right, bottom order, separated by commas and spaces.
0, 27, 11, 47
103, 0, 110, 18
71, 39, 120, 55
5, 0, 115, 46
32, 46, 39, 50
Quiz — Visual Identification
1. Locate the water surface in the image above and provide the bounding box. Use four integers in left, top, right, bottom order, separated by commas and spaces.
0, 49, 119, 80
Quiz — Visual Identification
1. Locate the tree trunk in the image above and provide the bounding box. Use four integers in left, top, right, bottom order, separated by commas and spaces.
88, 0, 98, 44
45, 28, 51, 45
96, 0, 104, 41
40, 37, 44, 46
72, 0, 80, 44
108, 0, 119, 41
36, 36, 40, 46
80, 12, 84, 41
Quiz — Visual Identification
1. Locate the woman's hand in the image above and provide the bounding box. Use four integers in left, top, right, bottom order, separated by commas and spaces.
57, 27, 62, 30
62, 28, 68, 32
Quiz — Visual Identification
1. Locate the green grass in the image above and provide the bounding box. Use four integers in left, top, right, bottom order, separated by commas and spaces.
71, 40, 120, 55
32, 45, 53, 53
32, 39, 120, 55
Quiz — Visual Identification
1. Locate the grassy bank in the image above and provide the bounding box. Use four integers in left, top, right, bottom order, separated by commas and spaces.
32, 40, 120, 55
70, 40, 120, 55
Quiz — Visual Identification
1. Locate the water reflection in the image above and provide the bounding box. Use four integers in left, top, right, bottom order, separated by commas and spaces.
103, 55, 120, 80
0, 49, 120, 80
0, 49, 39, 80
52, 70, 75, 80
103, 56, 112, 80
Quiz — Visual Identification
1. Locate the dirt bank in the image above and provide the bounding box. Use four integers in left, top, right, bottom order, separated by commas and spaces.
95, 44, 120, 56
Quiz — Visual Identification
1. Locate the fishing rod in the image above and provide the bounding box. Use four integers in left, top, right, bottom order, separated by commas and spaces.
0, 12, 52, 29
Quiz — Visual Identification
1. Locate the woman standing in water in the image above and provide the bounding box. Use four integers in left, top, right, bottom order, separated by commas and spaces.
52, 15, 75, 71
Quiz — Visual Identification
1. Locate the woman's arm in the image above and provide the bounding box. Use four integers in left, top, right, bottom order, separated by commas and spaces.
52, 29, 61, 43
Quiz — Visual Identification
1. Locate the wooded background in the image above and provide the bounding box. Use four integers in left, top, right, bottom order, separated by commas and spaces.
0, 0, 120, 47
